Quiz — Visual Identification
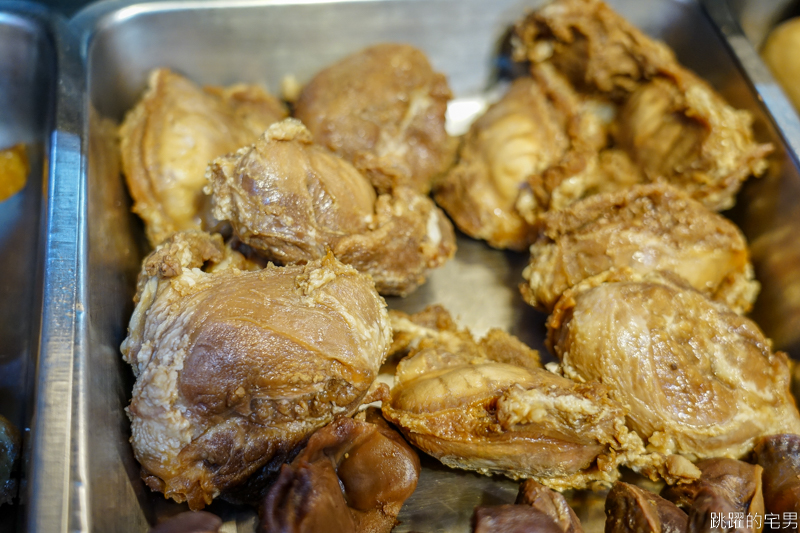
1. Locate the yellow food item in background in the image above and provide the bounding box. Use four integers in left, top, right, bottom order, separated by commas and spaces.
763, 17, 800, 112
0, 144, 28, 201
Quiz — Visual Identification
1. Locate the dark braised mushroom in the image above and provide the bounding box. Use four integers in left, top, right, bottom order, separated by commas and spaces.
605, 482, 687, 533
753, 434, 800, 530
259, 408, 420, 533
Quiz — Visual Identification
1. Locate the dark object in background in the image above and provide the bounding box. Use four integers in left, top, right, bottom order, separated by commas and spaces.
0, 415, 19, 506
604, 482, 687, 533
259, 408, 420, 533
753, 434, 800, 532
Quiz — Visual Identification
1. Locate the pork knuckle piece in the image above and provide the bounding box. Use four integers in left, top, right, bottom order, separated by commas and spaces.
381, 307, 648, 491
522, 183, 759, 314
294, 43, 454, 195
120, 68, 287, 246
548, 272, 800, 461
121, 231, 391, 509
207, 118, 455, 296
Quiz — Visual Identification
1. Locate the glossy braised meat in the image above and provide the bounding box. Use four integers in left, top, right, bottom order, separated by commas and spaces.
207, 118, 456, 296
432, 73, 572, 251
753, 434, 800, 527
0, 414, 19, 506
513, 0, 771, 211
294, 43, 455, 194
604, 482, 687, 533
548, 272, 800, 461
660, 458, 764, 521
434, 64, 641, 251
259, 408, 420, 533
120, 68, 287, 246
522, 183, 759, 313
121, 231, 391, 509
382, 306, 654, 491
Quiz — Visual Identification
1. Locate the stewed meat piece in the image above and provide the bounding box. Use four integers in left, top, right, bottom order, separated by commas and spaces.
522, 183, 759, 313
294, 43, 455, 194
207, 118, 456, 296
121, 231, 391, 509
548, 271, 800, 461
119, 68, 287, 245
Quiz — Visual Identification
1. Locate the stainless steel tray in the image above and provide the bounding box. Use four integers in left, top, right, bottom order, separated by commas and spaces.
0, 2, 57, 530
50, 0, 800, 531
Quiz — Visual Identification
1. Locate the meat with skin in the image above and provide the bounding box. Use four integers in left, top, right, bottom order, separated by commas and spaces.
661, 458, 764, 533
753, 434, 800, 529
207, 118, 456, 296
121, 231, 391, 509
259, 408, 420, 533
604, 482, 687, 533
119, 68, 287, 246
434, 63, 641, 251
548, 271, 800, 461
294, 43, 455, 194
432, 74, 572, 251
381, 306, 657, 491
513, 0, 772, 211
522, 183, 759, 314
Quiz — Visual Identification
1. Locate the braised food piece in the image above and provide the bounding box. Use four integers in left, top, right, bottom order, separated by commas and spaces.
259, 408, 420, 533
613, 74, 772, 212
0, 414, 19, 506
549, 272, 800, 461
433, 74, 571, 251
661, 458, 764, 533
434, 64, 642, 251
121, 231, 391, 509
208, 118, 456, 296
382, 306, 649, 491
605, 482, 687, 533
294, 43, 454, 194
517, 479, 584, 533
0, 143, 28, 202
522, 183, 759, 313
120, 68, 287, 246
148, 512, 222, 533
753, 434, 800, 526
514, 0, 771, 211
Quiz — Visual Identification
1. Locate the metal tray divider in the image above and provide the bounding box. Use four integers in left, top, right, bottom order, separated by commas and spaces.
26, 15, 88, 533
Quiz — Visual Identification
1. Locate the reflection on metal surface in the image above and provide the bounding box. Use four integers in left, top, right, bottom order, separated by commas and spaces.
0, 3, 54, 531
56, 0, 800, 531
